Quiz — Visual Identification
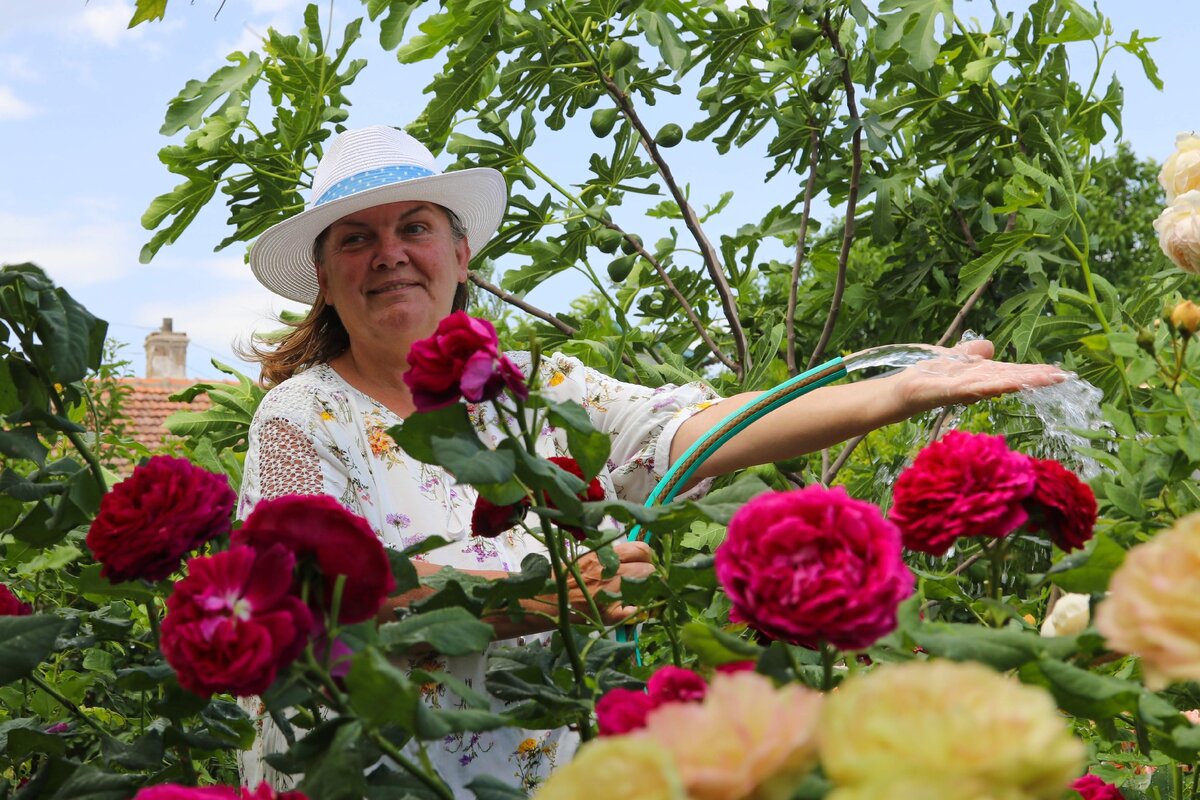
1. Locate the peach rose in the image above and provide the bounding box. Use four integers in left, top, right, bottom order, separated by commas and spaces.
820, 661, 1084, 799
639, 671, 822, 800
1153, 191, 1200, 274
1094, 512, 1200, 689
1171, 299, 1200, 336
534, 736, 686, 800
1160, 132, 1200, 203
1040, 592, 1091, 638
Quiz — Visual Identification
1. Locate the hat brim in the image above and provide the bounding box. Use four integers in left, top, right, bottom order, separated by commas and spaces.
249, 167, 507, 304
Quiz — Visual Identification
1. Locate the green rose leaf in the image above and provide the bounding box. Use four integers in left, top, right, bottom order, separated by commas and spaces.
0, 615, 66, 686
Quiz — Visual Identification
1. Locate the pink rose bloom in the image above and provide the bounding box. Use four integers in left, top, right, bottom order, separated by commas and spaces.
87, 455, 235, 582
639, 671, 822, 800
596, 687, 658, 736
161, 545, 313, 697
647, 666, 707, 705
1073, 774, 1124, 800
889, 431, 1036, 555
1025, 458, 1097, 552
135, 784, 308, 800
0, 584, 31, 616
403, 312, 528, 411
715, 486, 914, 650
234, 495, 395, 624
596, 666, 708, 736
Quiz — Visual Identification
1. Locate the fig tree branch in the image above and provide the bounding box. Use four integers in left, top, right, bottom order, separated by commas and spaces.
469, 272, 576, 336
787, 123, 822, 376
807, 16, 863, 370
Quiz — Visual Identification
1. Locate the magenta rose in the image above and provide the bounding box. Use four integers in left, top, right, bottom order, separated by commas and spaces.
1072, 774, 1124, 800
0, 584, 31, 616
135, 785, 308, 800
646, 665, 707, 705
161, 545, 313, 698
595, 687, 657, 736
86, 455, 236, 582
1025, 458, 1097, 552
403, 312, 528, 411
889, 431, 1036, 555
596, 665, 708, 736
234, 495, 395, 624
715, 486, 914, 650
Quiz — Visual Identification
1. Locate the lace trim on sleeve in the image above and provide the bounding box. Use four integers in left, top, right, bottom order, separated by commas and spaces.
257, 417, 324, 500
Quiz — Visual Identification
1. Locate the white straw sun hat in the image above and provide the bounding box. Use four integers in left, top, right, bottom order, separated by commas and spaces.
249, 125, 507, 304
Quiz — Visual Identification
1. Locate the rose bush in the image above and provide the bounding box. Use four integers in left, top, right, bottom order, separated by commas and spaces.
86, 455, 236, 582
595, 665, 707, 736
714, 486, 913, 649
234, 494, 394, 624
1073, 775, 1125, 800
403, 311, 528, 411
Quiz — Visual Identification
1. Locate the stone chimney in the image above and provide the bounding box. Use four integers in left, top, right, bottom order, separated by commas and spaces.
144, 318, 189, 379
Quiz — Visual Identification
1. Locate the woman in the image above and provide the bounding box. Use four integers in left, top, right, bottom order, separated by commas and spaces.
237, 126, 1064, 793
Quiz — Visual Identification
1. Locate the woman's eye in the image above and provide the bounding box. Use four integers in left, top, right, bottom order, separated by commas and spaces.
405, 222, 430, 235
340, 233, 367, 246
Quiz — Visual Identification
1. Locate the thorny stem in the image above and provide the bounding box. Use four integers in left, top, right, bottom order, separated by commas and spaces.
820, 643, 835, 692
28, 673, 110, 737
807, 15, 863, 370
786, 123, 822, 377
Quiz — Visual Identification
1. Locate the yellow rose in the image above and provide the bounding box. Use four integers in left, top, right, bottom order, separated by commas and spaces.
534, 736, 686, 800
1040, 592, 1091, 637
1160, 132, 1200, 203
1094, 512, 1200, 689
1171, 299, 1200, 336
640, 671, 822, 800
820, 661, 1084, 800
1153, 191, 1200, 274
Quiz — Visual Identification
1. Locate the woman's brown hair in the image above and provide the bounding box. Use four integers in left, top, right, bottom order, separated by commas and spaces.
241, 207, 471, 387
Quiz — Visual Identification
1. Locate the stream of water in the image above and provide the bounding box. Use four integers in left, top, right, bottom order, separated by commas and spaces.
842, 337, 1109, 479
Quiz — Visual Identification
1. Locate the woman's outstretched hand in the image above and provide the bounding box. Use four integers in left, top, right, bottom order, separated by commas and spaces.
885, 339, 1068, 420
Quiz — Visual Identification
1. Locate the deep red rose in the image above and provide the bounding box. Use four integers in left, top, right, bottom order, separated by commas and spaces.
547, 457, 606, 541
1025, 458, 1098, 552
403, 312, 528, 411
161, 545, 313, 698
714, 660, 757, 675
889, 431, 1036, 555
87, 455, 235, 582
234, 495, 395, 624
646, 666, 707, 705
1072, 774, 1124, 800
0, 584, 31, 616
239, 784, 309, 800
471, 494, 531, 538
716, 486, 914, 650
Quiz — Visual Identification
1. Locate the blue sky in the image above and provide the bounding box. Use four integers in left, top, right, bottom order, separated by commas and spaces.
0, 1, 1195, 380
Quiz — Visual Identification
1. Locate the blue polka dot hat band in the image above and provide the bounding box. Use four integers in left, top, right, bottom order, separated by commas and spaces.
314, 165, 437, 207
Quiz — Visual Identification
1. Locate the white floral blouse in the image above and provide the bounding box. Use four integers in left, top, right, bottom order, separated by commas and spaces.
236, 352, 720, 796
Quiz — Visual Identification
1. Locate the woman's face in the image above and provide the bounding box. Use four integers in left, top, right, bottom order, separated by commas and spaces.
315, 200, 470, 349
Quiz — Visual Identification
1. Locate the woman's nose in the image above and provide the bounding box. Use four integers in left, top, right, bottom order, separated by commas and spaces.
372, 231, 409, 269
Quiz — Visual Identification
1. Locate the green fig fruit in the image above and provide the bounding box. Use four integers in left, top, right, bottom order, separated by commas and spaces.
654, 123, 684, 148
595, 227, 623, 254
789, 27, 820, 53
609, 41, 635, 70
619, 233, 643, 256
590, 108, 619, 138
608, 254, 636, 282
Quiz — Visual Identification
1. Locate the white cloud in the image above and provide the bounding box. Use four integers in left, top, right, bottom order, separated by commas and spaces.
0, 86, 36, 120
71, 0, 143, 48
0, 209, 135, 287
